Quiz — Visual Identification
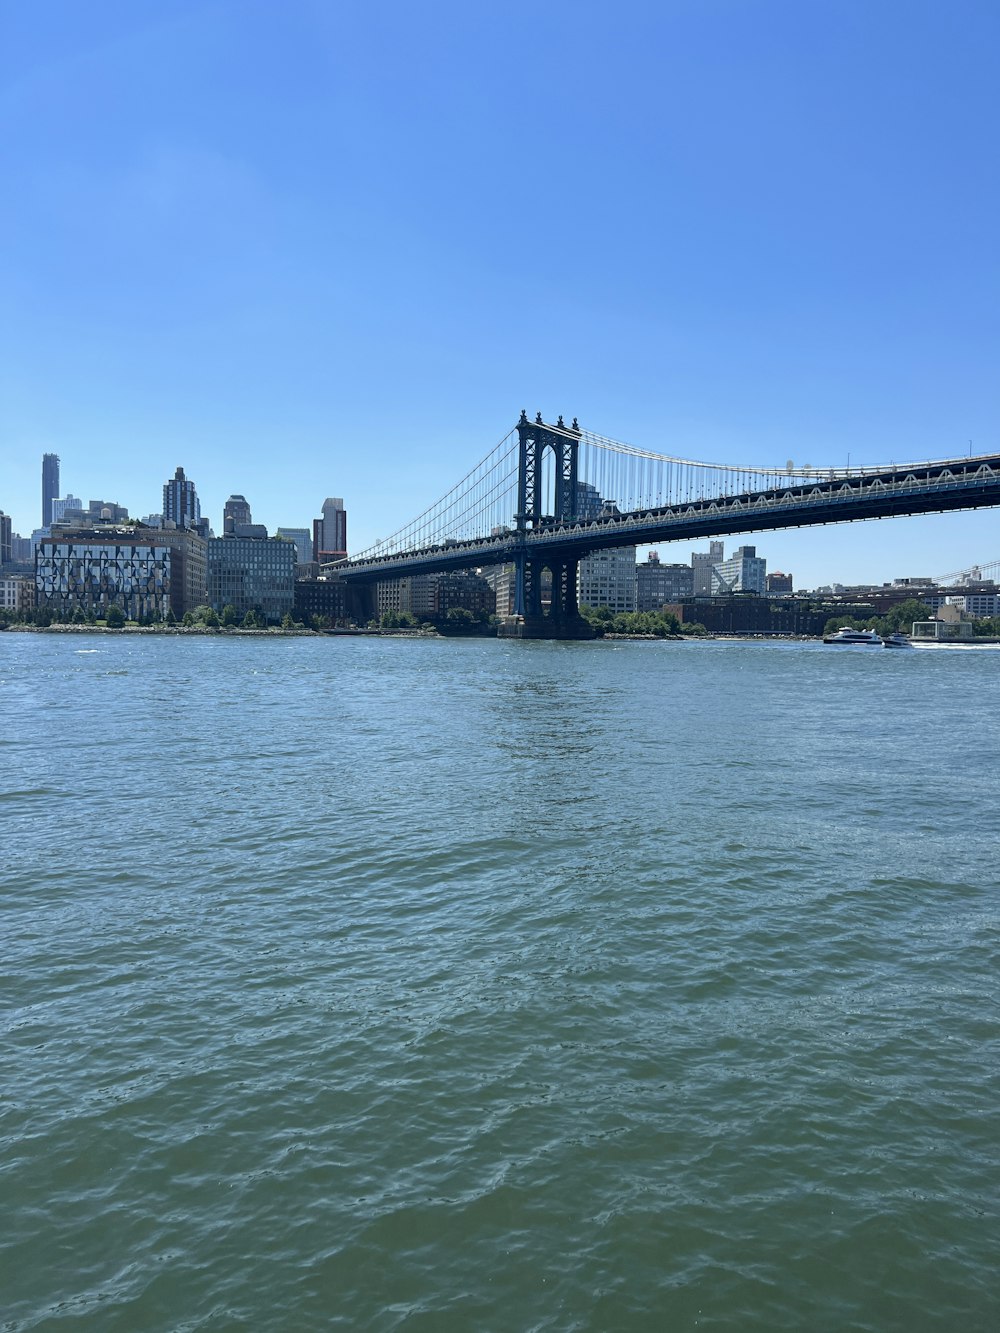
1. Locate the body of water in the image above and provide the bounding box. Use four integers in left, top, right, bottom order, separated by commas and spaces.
2, 633, 998, 1330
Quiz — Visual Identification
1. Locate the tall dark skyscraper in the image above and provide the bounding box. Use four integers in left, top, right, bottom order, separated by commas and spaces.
42, 453, 60, 526
313, 497, 348, 561
162, 466, 201, 529
223, 494, 252, 535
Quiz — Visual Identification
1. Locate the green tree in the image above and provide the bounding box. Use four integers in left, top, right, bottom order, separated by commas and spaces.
71, 606, 87, 624
202, 607, 220, 628
445, 607, 475, 624
281, 611, 296, 628
380, 609, 420, 629
579, 604, 615, 626
164, 607, 176, 625
220, 604, 238, 627
181, 611, 195, 627
879, 599, 932, 634
105, 604, 125, 628
823, 615, 863, 636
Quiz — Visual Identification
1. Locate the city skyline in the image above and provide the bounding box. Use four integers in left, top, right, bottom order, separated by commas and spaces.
3, 2, 999, 586
5, 444, 997, 592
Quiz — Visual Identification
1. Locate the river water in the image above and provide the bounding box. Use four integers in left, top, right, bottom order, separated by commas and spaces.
2, 633, 998, 1331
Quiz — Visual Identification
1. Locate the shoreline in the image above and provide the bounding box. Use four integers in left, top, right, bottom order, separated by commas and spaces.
12, 625, 995, 645
3, 623, 359, 637
4, 623, 820, 642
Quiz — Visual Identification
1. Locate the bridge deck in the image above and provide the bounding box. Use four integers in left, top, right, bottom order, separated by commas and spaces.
335, 455, 1000, 582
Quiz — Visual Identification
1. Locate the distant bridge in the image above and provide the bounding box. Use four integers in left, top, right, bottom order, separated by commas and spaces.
335, 413, 1000, 637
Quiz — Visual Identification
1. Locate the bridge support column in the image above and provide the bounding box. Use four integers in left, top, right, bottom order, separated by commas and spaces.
513, 553, 526, 618
509, 552, 542, 618
550, 556, 580, 621
524, 558, 544, 618
498, 553, 595, 640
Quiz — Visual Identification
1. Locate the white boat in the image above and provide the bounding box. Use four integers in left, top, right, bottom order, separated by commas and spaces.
881, 633, 913, 648
823, 627, 883, 645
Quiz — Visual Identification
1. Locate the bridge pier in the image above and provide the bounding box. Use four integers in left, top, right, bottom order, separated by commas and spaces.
498, 612, 595, 640
501, 552, 595, 639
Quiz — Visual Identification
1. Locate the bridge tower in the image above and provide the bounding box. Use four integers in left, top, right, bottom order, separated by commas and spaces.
505, 412, 594, 639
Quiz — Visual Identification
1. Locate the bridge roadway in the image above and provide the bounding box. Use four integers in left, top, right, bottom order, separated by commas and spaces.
334, 453, 1000, 584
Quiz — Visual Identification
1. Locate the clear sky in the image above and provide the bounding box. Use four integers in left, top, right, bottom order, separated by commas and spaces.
3, 0, 998, 587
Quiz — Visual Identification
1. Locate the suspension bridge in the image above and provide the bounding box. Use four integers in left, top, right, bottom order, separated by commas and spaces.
335, 412, 1000, 637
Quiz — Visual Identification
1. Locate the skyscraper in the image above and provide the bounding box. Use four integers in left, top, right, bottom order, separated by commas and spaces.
163, 467, 201, 529
712, 544, 766, 594
0, 511, 11, 565
691, 540, 725, 596
223, 495, 252, 534
51, 495, 83, 524
275, 527, 314, 565
313, 497, 348, 562
42, 454, 60, 526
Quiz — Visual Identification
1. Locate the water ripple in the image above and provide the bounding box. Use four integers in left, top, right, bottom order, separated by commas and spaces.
1, 635, 998, 1330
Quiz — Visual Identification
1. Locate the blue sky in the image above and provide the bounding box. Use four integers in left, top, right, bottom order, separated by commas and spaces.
3, 0, 998, 586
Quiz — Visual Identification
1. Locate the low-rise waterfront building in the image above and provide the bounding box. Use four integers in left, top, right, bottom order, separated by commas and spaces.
668, 595, 830, 636
1, 575, 35, 613
376, 570, 495, 619
207, 535, 296, 623
376, 579, 402, 617
37, 533, 171, 620
36, 525, 207, 620
433, 571, 494, 616
578, 546, 637, 612
294, 573, 348, 623
399, 574, 437, 618
636, 552, 693, 610
482, 564, 515, 616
